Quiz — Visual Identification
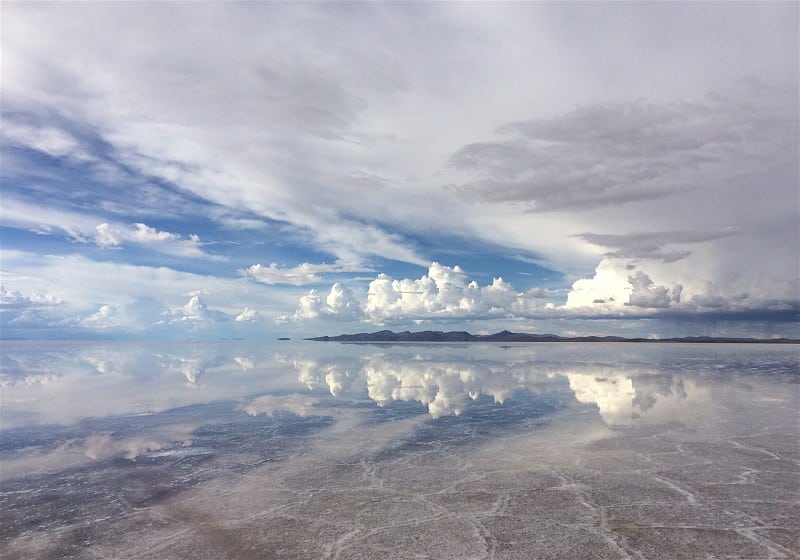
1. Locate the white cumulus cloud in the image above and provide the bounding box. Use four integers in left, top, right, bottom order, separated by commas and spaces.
627, 271, 681, 309
363, 263, 531, 323
1, 286, 63, 307
564, 259, 683, 312
295, 282, 362, 321
170, 295, 229, 323
235, 307, 259, 322
294, 262, 553, 324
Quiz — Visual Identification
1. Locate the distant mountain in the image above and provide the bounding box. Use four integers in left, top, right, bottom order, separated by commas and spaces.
306, 330, 799, 344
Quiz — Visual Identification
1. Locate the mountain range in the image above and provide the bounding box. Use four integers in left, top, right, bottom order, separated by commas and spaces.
306, 330, 798, 344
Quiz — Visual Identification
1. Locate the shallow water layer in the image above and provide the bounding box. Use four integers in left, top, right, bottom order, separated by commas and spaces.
1, 341, 798, 559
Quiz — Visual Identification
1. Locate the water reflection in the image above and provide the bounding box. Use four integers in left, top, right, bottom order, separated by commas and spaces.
2, 341, 796, 431
1, 342, 298, 428
565, 369, 712, 426
293, 355, 563, 418
241, 394, 321, 418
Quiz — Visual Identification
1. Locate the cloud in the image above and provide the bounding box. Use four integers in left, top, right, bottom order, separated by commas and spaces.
235, 308, 259, 322
561, 258, 798, 319
576, 229, 740, 263
688, 282, 749, 311
1, 286, 63, 307
299, 260, 774, 325
564, 260, 682, 312
293, 262, 574, 325
2, 120, 91, 161
132, 223, 182, 243
451, 83, 794, 211
83, 303, 141, 331
626, 271, 681, 309
241, 262, 372, 286
93, 222, 215, 259
363, 263, 530, 323
1, 286, 69, 331
2, 3, 433, 268
563, 260, 631, 310
2, 196, 220, 261
1, 250, 295, 338
165, 295, 237, 327
82, 294, 240, 333
449, 81, 796, 212
295, 283, 362, 321
2, 3, 797, 338
302, 220, 428, 268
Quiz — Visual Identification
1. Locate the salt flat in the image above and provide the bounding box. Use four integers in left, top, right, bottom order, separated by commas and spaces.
1, 342, 798, 559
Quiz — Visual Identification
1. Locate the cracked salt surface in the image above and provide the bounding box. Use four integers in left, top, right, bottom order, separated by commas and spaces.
1, 341, 798, 559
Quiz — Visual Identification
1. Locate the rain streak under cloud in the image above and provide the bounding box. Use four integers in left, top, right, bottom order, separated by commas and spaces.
1, 2, 798, 339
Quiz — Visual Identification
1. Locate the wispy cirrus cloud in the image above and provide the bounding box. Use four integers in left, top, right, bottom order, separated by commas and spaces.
241, 262, 373, 286
2, 120, 93, 162
1, 196, 222, 261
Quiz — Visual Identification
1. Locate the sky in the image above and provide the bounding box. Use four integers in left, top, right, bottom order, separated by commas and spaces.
1, 1, 798, 340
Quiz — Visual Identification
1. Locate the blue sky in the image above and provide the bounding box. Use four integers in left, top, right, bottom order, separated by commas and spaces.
1, 2, 798, 339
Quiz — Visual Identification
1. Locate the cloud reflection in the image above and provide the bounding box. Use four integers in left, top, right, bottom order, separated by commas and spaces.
0, 342, 301, 428
292, 356, 554, 418
1, 341, 770, 431
84, 430, 194, 461
241, 394, 321, 418
566, 369, 711, 426
289, 354, 715, 425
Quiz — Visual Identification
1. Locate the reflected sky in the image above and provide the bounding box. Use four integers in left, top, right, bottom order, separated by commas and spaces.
2, 341, 798, 559
2, 340, 797, 433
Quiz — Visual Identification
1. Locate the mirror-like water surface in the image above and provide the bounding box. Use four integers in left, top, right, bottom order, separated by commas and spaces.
1, 341, 798, 559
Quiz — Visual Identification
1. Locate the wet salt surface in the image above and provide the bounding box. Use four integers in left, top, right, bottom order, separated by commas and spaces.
1, 341, 798, 559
